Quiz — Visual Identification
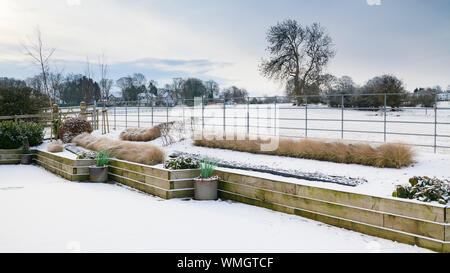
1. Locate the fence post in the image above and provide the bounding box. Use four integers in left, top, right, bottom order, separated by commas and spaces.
151, 100, 154, 126
138, 103, 140, 128
247, 97, 250, 135
80, 101, 87, 119
223, 99, 226, 136
201, 96, 204, 131
384, 93, 387, 143
166, 99, 169, 123
113, 105, 116, 130
341, 95, 344, 139
434, 94, 437, 153
93, 100, 97, 130
256, 104, 259, 137
305, 97, 308, 138
274, 96, 277, 136
125, 102, 128, 128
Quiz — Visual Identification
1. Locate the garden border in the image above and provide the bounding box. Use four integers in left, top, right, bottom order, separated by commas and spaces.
1, 148, 449, 252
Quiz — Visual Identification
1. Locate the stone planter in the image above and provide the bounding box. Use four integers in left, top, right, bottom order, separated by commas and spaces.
20, 154, 33, 165
194, 176, 219, 200
89, 165, 108, 182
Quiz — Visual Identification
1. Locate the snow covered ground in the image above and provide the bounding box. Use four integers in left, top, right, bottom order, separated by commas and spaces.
0, 165, 431, 253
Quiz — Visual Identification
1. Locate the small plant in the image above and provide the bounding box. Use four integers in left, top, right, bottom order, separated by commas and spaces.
22, 137, 30, 154
52, 116, 63, 140
164, 156, 200, 170
96, 150, 113, 167
392, 176, 450, 204
200, 157, 216, 179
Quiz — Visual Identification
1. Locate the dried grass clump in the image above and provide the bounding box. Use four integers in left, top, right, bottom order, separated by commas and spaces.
194, 135, 414, 168
119, 126, 161, 141
47, 141, 64, 153
72, 133, 165, 165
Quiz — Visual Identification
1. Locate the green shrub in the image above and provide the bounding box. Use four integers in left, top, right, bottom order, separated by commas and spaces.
392, 176, 450, 204
0, 120, 44, 149
20, 121, 44, 147
164, 156, 200, 170
0, 121, 22, 149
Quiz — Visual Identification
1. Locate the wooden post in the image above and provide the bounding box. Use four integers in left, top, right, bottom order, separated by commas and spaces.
80, 101, 87, 119
52, 103, 59, 140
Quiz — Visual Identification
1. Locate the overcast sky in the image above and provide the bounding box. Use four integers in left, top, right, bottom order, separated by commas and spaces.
0, 0, 449, 96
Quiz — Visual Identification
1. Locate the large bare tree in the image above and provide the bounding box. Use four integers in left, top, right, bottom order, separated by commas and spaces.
260, 19, 335, 104
22, 26, 56, 140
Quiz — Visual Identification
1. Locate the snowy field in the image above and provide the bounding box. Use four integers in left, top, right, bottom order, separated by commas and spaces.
0, 165, 431, 253
101, 101, 450, 153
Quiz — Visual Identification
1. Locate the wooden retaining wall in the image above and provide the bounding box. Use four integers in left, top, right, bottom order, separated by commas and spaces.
108, 159, 199, 199
0, 149, 23, 164
214, 168, 450, 253
33, 149, 95, 181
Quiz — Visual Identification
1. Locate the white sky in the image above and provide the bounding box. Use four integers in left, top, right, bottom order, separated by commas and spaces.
0, 0, 449, 96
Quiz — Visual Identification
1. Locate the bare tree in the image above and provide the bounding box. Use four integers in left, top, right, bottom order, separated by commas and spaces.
260, 19, 335, 104
98, 53, 111, 104
22, 26, 56, 140
49, 67, 65, 103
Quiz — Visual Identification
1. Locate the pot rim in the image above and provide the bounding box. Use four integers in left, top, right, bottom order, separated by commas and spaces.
89, 165, 108, 169
194, 175, 220, 182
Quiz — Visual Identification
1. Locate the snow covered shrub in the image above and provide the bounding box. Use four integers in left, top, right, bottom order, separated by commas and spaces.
58, 117, 93, 143
164, 156, 200, 170
0, 121, 44, 149
72, 133, 164, 165
392, 176, 450, 204
119, 126, 161, 142
47, 141, 64, 153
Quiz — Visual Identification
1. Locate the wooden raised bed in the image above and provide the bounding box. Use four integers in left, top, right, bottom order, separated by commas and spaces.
214, 168, 450, 253
0, 149, 23, 164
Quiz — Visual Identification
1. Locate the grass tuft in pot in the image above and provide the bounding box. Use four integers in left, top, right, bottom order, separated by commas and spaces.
194, 157, 220, 200
89, 149, 113, 182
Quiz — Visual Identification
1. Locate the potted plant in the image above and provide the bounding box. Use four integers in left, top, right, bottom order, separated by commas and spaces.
89, 150, 112, 182
194, 157, 220, 200
20, 137, 33, 165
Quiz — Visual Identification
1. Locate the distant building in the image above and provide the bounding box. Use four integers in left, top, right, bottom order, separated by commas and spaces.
437, 91, 450, 101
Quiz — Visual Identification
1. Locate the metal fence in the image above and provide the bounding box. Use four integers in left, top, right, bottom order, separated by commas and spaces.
100, 93, 450, 153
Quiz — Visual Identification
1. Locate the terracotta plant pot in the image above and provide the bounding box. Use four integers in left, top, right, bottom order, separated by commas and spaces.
89, 165, 108, 182
194, 176, 219, 200
20, 154, 33, 165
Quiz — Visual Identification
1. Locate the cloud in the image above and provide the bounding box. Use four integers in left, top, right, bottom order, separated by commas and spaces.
66, 0, 81, 7
366, 0, 381, 6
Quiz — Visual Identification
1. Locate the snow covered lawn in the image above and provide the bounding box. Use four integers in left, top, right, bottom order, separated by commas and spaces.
0, 165, 431, 253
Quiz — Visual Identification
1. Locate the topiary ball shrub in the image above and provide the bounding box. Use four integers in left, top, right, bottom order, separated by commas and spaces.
58, 117, 93, 143
0, 120, 44, 149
